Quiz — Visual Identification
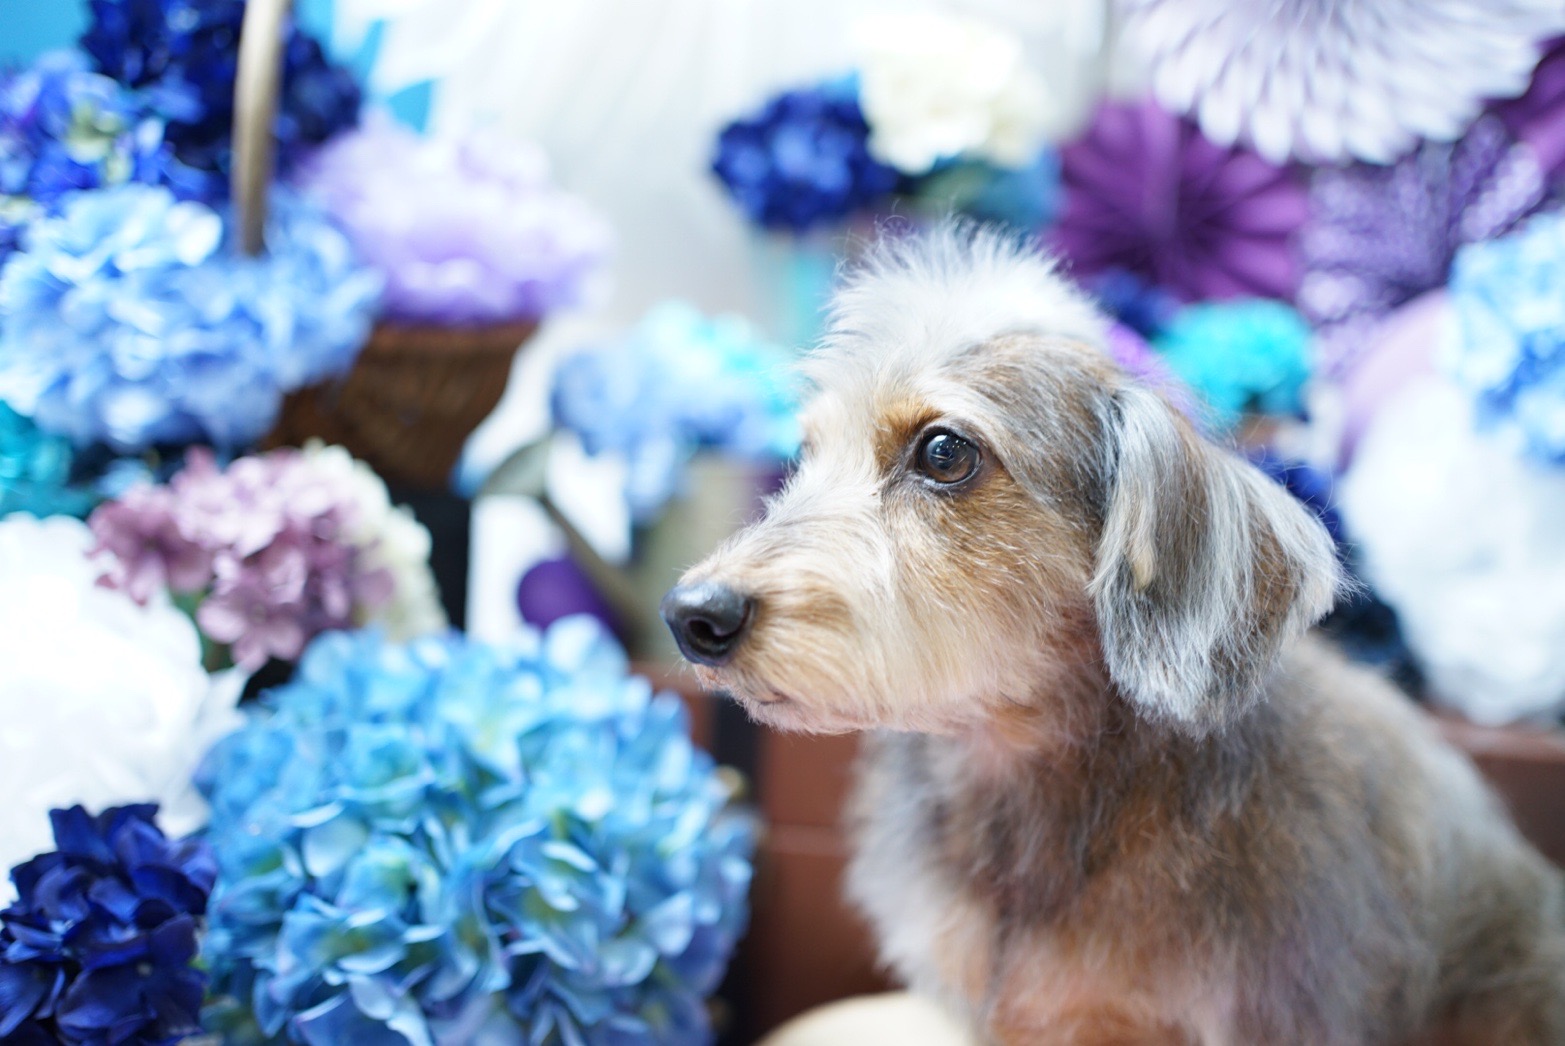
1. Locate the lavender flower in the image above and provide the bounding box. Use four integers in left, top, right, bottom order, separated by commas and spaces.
1299, 117, 1550, 379
294, 116, 611, 325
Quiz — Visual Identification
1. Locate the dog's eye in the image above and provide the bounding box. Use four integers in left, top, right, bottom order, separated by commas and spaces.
916, 430, 980, 485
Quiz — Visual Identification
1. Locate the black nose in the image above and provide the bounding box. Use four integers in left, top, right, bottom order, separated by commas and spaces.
660, 582, 754, 666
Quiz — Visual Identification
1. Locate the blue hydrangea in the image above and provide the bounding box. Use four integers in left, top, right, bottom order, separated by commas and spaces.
196, 622, 756, 1046
1154, 299, 1313, 431
0, 183, 380, 453
712, 81, 900, 234
0, 804, 216, 1045
81, 0, 361, 200
1446, 210, 1565, 465
552, 302, 801, 523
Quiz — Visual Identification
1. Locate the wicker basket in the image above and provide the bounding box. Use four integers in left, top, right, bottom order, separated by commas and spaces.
234, 0, 536, 490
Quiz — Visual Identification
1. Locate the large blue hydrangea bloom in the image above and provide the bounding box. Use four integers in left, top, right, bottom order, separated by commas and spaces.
711, 80, 899, 234
197, 621, 756, 1046
0, 804, 216, 1045
1447, 210, 1565, 466
0, 183, 380, 453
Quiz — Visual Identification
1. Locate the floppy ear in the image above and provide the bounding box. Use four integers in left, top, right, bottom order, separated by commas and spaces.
1090, 385, 1341, 734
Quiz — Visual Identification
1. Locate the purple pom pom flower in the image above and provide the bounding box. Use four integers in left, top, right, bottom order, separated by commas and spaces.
1299, 116, 1553, 379
1052, 100, 1307, 304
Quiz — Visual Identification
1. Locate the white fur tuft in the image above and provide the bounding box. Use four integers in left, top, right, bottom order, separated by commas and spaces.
805, 222, 1106, 384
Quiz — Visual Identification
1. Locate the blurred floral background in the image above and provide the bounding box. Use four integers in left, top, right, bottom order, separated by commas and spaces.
3, 0, 1565, 1042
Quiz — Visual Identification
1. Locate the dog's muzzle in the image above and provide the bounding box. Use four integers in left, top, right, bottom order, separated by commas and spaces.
660, 581, 753, 666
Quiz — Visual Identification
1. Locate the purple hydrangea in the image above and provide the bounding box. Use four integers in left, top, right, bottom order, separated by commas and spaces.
88, 447, 396, 669
0, 804, 215, 1046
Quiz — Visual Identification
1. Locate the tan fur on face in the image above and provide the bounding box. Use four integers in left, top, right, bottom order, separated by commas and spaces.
672, 226, 1565, 1044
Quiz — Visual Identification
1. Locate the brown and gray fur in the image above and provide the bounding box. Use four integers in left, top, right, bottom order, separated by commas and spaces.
672, 226, 1565, 1044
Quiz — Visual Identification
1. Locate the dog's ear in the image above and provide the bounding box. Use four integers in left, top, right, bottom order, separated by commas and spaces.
1090, 385, 1340, 734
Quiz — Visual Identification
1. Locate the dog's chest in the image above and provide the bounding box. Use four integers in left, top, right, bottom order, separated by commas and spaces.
846, 733, 1236, 1043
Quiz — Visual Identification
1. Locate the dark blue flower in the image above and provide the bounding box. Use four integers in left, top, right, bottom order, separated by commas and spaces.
197, 622, 756, 1045
1250, 451, 1344, 546
712, 81, 900, 234
0, 52, 178, 204
1086, 268, 1181, 341
80, 0, 360, 199
0, 804, 215, 1046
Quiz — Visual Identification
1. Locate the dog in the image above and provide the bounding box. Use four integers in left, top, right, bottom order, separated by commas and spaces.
661, 226, 1565, 1044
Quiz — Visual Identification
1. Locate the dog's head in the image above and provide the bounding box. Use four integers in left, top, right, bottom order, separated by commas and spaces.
663, 227, 1339, 739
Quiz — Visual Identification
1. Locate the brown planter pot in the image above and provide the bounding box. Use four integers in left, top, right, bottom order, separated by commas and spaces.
265, 320, 536, 490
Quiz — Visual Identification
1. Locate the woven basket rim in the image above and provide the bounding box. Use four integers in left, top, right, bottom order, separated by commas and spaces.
361, 319, 540, 356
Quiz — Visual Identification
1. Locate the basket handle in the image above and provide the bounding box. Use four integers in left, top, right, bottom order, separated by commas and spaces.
232, 0, 293, 257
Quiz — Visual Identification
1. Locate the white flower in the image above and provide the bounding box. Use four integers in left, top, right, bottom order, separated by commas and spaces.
1340, 378, 1565, 724
851, 11, 1057, 175
0, 516, 244, 888
1117, 0, 1565, 165
299, 441, 448, 639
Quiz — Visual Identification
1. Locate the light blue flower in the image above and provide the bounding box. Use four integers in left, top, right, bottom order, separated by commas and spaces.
0, 183, 380, 452
1153, 298, 1312, 431
1447, 210, 1565, 465
552, 302, 801, 523
197, 622, 756, 1045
